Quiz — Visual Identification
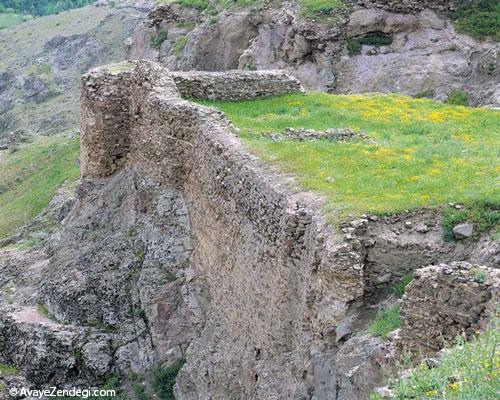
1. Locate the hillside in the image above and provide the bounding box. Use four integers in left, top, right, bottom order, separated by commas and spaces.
0, 1, 498, 399
0, 0, 148, 147
129, 0, 499, 106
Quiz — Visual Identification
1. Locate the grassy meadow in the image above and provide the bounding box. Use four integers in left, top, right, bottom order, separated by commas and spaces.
201, 93, 500, 219
0, 134, 79, 239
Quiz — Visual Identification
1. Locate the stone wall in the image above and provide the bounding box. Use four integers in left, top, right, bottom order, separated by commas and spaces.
169, 70, 304, 101
400, 262, 499, 358
80, 60, 365, 399
360, 0, 455, 13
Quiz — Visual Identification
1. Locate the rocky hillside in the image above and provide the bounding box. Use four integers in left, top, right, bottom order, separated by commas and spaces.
128, 0, 499, 106
0, 1, 498, 399
0, 0, 151, 148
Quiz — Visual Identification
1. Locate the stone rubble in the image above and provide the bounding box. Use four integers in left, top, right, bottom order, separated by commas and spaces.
264, 127, 372, 142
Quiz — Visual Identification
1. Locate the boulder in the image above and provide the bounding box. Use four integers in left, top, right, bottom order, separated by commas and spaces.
453, 222, 473, 239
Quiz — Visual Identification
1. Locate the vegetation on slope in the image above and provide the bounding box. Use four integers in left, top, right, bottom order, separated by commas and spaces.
0, 134, 79, 239
157, 0, 268, 11
369, 273, 413, 339
0, 1, 96, 17
0, 2, 141, 138
372, 322, 500, 399
300, 0, 349, 17
202, 93, 500, 220
452, 0, 500, 41
0, 11, 30, 29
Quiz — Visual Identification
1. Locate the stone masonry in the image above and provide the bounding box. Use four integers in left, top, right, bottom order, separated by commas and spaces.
400, 262, 499, 358
78, 60, 499, 399
169, 70, 305, 101
80, 60, 365, 399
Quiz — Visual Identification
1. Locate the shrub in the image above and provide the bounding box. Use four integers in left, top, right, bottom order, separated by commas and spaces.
393, 272, 414, 299
413, 89, 435, 99
347, 32, 393, 56
346, 38, 362, 56
300, 0, 348, 17
152, 359, 185, 400
452, 0, 500, 41
446, 89, 469, 106
151, 30, 168, 49
174, 35, 188, 56
369, 304, 401, 339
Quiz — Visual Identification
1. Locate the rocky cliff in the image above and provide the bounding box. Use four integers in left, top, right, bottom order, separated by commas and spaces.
127, 0, 499, 107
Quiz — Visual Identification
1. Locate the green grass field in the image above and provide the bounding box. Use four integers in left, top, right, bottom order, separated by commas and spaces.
201, 93, 500, 219
373, 322, 500, 400
0, 135, 79, 239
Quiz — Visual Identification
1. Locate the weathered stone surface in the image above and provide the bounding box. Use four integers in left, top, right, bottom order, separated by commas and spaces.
399, 262, 499, 358
169, 69, 304, 101
5, 58, 498, 398
75, 60, 500, 399
453, 222, 474, 239
337, 8, 500, 105
334, 335, 391, 400
264, 127, 369, 142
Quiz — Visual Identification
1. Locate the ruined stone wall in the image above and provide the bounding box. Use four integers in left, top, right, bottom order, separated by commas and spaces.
360, 0, 456, 13
79, 61, 500, 399
169, 70, 304, 101
400, 262, 499, 358
80, 71, 133, 180
80, 61, 366, 399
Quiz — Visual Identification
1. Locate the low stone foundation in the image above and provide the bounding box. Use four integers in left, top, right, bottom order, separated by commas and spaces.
400, 262, 499, 358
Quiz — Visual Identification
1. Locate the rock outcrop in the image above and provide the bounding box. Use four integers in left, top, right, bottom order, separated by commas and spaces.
127, 0, 499, 107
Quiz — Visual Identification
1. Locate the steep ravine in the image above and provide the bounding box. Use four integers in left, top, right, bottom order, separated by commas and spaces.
0, 61, 497, 399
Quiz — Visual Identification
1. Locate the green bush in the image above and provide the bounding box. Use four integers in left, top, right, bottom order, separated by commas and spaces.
369, 304, 401, 339
452, 0, 500, 41
369, 274, 414, 338
347, 32, 393, 56
346, 38, 362, 56
174, 35, 188, 56
152, 359, 185, 400
393, 272, 414, 299
413, 89, 435, 99
446, 89, 469, 106
300, 0, 347, 17
151, 30, 168, 49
